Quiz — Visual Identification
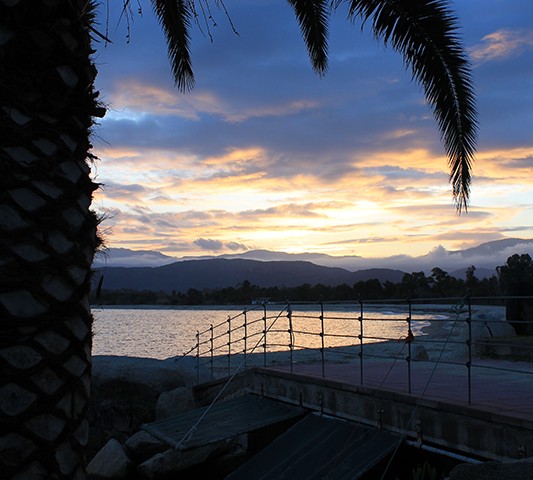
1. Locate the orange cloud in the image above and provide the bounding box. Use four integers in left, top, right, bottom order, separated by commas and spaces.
470, 29, 533, 65
106, 81, 203, 120
92, 140, 533, 259
105, 79, 318, 123
356, 148, 448, 172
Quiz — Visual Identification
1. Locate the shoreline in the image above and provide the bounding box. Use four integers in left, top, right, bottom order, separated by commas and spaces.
88, 305, 533, 479
93, 303, 517, 388
92, 303, 507, 361
94, 303, 508, 360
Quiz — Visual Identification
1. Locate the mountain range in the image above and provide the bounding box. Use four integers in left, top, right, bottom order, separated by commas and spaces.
92, 238, 533, 292
94, 259, 405, 293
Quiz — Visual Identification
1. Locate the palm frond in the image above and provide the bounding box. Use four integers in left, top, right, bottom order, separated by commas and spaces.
344, 0, 478, 211
150, 0, 195, 91
287, 0, 330, 75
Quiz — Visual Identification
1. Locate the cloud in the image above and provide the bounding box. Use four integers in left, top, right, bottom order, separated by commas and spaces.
324, 236, 398, 246
240, 203, 330, 219
194, 238, 224, 251
90, 1, 533, 261
470, 29, 533, 65
226, 242, 248, 251
223, 99, 319, 123
105, 78, 319, 125
192, 238, 248, 252
99, 181, 147, 202
382, 129, 418, 140
106, 82, 203, 120
92, 142, 533, 260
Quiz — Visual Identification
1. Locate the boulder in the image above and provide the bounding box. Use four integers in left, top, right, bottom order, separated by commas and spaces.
471, 313, 517, 339
412, 345, 429, 361
88, 378, 159, 451
451, 312, 516, 342
89, 356, 192, 454
87, 438, 134, 480
124, 430, 168, 464
444, 312, 517, 360
93, 356, 187, 392
155, 386, 196, 420
164, 355, 210, 385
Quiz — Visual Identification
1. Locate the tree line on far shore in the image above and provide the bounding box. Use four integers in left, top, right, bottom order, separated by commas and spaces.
91, 254, 533, 306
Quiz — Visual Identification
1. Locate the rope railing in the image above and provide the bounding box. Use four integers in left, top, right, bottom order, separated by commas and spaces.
189, 296, 533, 406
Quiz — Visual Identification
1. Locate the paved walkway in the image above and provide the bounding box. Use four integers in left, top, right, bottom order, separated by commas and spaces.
272, 358, 533, 423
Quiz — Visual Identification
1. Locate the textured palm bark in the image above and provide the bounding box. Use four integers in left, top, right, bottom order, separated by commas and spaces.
0, 1, 102, 478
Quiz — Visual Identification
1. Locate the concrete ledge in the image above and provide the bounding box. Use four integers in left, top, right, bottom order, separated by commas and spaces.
195, 367, 533, 462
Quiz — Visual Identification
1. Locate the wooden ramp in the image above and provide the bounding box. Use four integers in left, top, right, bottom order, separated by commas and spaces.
142, 394, 305, 450
226, 413, 400, 480
143, 393, 400, 479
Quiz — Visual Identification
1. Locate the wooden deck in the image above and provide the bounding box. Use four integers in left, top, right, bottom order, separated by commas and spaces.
191, 355, 533, 462
270, 357, 533, 422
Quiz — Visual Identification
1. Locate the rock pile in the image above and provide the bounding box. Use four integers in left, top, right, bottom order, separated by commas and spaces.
87, 429, 241, 480
87, 355, 236, 479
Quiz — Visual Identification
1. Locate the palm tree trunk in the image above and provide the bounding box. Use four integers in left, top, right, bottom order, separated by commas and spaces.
0, 1, 102, 478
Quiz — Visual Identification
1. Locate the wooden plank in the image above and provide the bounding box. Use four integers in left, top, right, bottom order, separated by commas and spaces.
142, 394, 305, 450
226, 413, 400, 480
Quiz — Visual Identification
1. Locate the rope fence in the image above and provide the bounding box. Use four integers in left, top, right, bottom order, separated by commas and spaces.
190, 296, 533, 406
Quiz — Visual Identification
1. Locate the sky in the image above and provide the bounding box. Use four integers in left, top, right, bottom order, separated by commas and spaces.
90, 0, 533, 261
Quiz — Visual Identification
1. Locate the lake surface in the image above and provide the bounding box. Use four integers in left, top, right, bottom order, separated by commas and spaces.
91, 304, 452, 359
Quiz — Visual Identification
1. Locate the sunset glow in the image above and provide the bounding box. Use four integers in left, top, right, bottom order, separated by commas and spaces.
92, 1, 533, 260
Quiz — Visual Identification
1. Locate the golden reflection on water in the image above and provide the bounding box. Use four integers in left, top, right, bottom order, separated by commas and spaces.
91, 305, 440, 359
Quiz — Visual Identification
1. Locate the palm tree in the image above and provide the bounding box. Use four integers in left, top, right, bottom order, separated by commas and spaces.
1, 1, 104, 478
0, 0, 476, 478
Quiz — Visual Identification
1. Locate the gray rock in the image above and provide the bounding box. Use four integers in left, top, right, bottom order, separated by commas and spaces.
164, 355, 210, 385
443, 312, 517, 360
412, 345, 429, 361
449, 460, 533, 480
87, 438, 133, 480
92, 356, 186, 392
472, 314, 517, 339
452, 314, 516, 343
155, 386, 196, 420
124, 430, 168, 464
89, 356, 191, 451
88, 378, 158, 452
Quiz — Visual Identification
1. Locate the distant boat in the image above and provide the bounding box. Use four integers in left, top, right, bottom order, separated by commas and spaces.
250, 298, 270, 305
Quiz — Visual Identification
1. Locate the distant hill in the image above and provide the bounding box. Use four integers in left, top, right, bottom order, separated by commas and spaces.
93, 247, 176, 268
449, 238, 533, 257
94, 258, 405, 293
93, 238, 533, 278
182, 249, 362, 266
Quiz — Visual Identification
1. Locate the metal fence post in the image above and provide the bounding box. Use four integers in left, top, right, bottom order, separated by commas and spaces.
210, 324, 214, 381
243, 309, 248, 369
196, 330, 200, 385
320, 301, 325, 378
227, 315, 231, 376
287, 302, 293, 373
263, 303, 267, 367
407, 299, 412, 395
467, 295, 472, 405
358, 298, 364, 386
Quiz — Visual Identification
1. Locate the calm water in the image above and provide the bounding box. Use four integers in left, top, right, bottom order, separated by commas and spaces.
91, 304, 449, 359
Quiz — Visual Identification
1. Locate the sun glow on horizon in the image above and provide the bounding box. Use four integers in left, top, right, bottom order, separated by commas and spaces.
93, 140, 533, 259
91, 1, 533, 260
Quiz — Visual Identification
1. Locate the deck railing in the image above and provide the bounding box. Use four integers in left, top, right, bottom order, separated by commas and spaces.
192, 296, 533, 405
